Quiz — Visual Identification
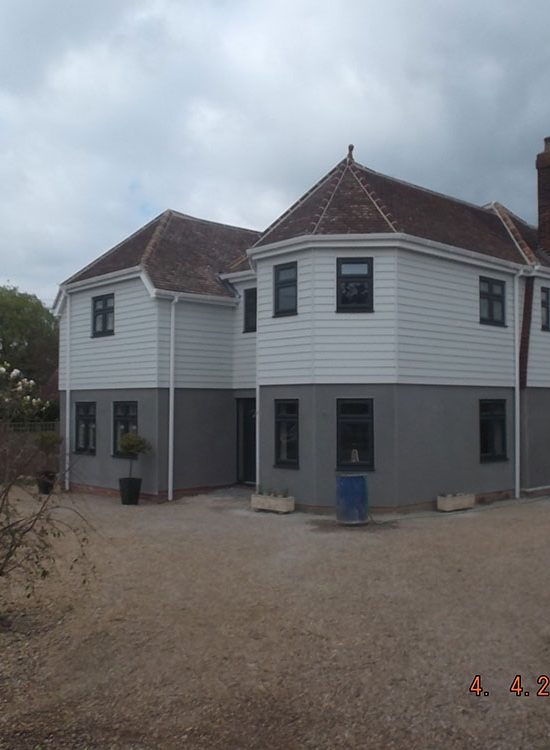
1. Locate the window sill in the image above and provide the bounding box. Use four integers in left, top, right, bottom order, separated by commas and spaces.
274, 463, 300, 470
335, 308, 374, 314
273, 311, 297, 318
242, 328, 257, 334
91, 331, 115, 338
479, 320, 506, 328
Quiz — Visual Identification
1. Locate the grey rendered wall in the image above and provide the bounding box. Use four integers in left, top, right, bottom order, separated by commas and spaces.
60, 389, 160, 494
173, 389, 238, 489
259, 384, 514, 509
521, 388, 550, 489
393, 385, 514, 506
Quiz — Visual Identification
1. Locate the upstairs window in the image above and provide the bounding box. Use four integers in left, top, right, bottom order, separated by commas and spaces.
337, 258, 373, 312
542, 287, 550, 331
479, 277, 505, 326
243, 288, 257, 332
92, 294, 114, 337
480, 400, 507, 462
75, 402, 96, 454
113, 401, 138, 457
337, 399, 374, 470
274, 262, 297, 316
274, 400, 299, 467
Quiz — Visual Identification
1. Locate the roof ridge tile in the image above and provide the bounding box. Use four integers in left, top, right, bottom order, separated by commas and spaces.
350, 165, 401, 232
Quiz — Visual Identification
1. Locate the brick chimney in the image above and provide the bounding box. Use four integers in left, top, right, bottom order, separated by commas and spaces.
537, 137, 550, 252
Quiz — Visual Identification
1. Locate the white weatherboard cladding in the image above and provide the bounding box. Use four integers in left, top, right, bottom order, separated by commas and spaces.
58, 310, 68, 387
396, 250, 515, 386
527, 278, 550, 387
59, 278, 159, 390
231, 281, 256, 389
256, 248, 399, 385
172, 301, 233, 388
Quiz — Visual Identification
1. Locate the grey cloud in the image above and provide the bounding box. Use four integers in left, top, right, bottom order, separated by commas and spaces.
1, 0, 549, 303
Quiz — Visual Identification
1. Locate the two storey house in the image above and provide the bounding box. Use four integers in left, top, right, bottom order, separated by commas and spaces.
55, 139, 550, 511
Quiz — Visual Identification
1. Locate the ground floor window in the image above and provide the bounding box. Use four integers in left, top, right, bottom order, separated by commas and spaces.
479, 400, 507, 462
75, 402, 96, 454
274, 400, 299, 467
337, 399, 374, 470
113, 401, 138, 456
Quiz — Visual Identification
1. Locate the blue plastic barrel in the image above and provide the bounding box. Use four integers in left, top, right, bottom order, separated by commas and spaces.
336, 475, 368, 525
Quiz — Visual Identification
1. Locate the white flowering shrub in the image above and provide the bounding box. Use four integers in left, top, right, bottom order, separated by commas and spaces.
0, 361, 52, 423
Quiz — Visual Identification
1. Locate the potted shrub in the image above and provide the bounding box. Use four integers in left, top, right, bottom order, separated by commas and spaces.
34, 432, 62, 495
118, 432, 151, 505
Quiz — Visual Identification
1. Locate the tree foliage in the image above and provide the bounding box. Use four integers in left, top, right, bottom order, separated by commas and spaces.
0, 285, 58, 390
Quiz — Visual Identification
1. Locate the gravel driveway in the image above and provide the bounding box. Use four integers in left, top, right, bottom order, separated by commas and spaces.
2, 488, 550, 749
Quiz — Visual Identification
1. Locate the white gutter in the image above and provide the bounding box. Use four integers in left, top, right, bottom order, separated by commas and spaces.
64, 293, 71, 491
248, 232, 531, 275
255, 383, 260, 492
514, 270, 523, 500
168, 294, 182, 500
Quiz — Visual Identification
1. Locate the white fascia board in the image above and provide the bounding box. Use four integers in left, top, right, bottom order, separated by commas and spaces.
52, 288, 66, 317
219, 269, 257, 283
152, 288, 238, 307
62, 266, 143, 293
248, 232, 531, 274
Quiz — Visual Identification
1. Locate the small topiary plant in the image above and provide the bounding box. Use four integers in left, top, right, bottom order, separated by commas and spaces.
118, 433, 152, 478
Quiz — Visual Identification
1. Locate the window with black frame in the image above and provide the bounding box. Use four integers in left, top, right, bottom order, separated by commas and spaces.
274, 400, 299, 467
479, 400, 507, 462
542, 287, 550, 331
273, 262, 297, 316
337, 399, 374, 469
75, 402, 96, 454
337, 258, 373, 312
243, 288, 257, 332
479, 277, 505, 326
113, 401, 138, 456
92, 294, 114, 337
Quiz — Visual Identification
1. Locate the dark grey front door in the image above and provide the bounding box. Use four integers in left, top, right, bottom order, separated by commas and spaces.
237, 398, 256, 484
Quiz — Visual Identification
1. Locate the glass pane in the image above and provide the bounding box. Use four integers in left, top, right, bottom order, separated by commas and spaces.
277, 401, 298, 417
106, 312, 114, 330
94, 298, 105, 311
278, 421, 298, 462
339, 401, 370, 416
340, 262, 370, 276
95, 315, 103, 332
493, 419, 506, 456
492, 300, 503, 322
116, 422, 125, 452
105, 295, 114, 309
77, 422, 86, 449
480, 298, 489, 320
339, 422, 369, 464
89, 423, 96, 451
277, 266, 296, 282
480, 280, 489, 293
480, 420, 491, 456
277, 285, 296, 312
339, 281, 370, 307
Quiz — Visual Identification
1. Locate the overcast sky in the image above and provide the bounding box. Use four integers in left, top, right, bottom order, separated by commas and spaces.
1, 0, 550, 306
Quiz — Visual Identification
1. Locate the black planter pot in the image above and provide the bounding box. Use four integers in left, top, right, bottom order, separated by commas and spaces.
36, 471, 56, 495
119, 477, 142, 505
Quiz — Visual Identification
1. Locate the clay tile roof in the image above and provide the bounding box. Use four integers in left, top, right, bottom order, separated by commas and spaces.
64, 210, 260, 297
253, 150, 538, 266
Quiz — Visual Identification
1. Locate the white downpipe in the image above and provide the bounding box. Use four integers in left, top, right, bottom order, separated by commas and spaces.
255, 383, 260, 490
514, 270, 523, 500
64, 294, 71, 490
168, 296, 180, 500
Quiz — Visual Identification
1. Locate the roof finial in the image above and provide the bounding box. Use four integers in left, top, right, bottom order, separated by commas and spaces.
347, 144, 354, 163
